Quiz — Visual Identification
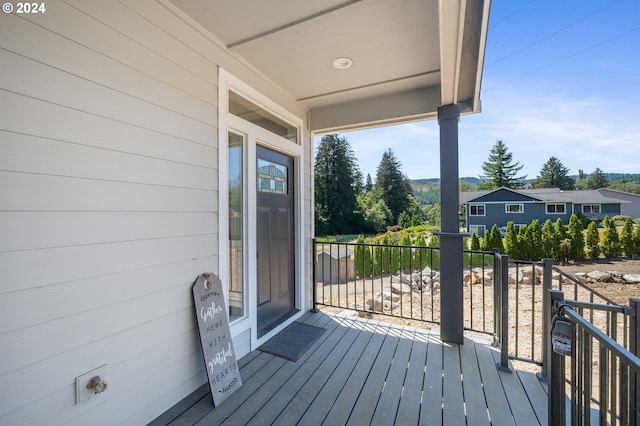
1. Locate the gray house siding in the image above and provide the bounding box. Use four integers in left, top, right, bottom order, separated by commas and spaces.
598, 189, 640, 218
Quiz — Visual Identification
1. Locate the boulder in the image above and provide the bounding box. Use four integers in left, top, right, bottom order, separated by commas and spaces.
623, 274, 640, 284
391, 282, 412, 294
463, 271, 481, 286
587, 270, 613, 283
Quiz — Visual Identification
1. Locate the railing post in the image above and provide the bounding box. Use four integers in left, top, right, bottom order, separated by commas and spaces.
540, 258, 553, 381
311, 238, 318, 313
548, 289, 566, 426
631, 298, 640, 426
497, 254, 511, 372
492, 248, 501, 346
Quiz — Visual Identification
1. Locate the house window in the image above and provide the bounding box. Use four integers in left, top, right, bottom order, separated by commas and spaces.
469, 204, 485, 216
229, 90, 298, 144
505, 203, 524, 213
469, 225, 486, 237
583, 204, 601, 214
228, 131, 245, 321
546, 203, 566, 214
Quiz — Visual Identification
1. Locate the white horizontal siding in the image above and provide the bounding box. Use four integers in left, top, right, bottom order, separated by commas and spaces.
0, 0, 310, 423
0, 0, 222, 423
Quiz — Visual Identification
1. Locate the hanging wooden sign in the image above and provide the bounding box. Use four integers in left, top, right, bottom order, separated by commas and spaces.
192, 273, 242, 406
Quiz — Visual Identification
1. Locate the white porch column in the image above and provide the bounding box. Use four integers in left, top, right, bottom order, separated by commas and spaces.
437, 103, 464, 344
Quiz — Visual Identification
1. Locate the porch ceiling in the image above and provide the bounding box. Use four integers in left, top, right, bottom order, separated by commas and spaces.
169, 0, 490, 133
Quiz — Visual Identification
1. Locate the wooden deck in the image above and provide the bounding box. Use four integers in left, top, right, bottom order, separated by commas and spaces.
150, 311, 548, 425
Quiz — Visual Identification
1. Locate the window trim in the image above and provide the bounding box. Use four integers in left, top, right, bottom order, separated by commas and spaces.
505, 203, 524, 213
469, 225, 486, 237
468, 204, 486, 216
546, 203, 566, 214
583, 204, 601, 214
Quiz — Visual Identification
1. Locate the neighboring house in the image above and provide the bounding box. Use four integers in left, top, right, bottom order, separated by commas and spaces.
461, 187, 627, 237
598, 188, 640, 219
316, 247, 355, 284
0, 1, 489, 424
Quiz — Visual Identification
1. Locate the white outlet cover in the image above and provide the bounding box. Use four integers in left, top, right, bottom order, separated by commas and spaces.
75, 364, 107, 404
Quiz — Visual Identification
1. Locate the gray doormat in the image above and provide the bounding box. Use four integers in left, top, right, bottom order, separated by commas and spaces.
258, 322, 326, 362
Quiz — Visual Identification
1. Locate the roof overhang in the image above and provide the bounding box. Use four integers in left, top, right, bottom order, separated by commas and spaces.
168, 0, 490, 133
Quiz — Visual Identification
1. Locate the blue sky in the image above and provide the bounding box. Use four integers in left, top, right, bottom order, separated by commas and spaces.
318, 0, 640, 180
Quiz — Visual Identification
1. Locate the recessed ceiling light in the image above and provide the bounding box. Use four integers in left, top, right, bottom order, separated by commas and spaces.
332, 57, 353, 70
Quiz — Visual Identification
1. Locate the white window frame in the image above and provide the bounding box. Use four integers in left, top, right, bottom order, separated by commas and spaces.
583, 204, 601, 214
546, 203, 566, 214
469, 225, 486, 237
505, 203, 524, 213
469, 204, 485, 216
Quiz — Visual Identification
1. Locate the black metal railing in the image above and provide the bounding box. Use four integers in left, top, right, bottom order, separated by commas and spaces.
313, 239, 495, 333
548, 290, 640, 425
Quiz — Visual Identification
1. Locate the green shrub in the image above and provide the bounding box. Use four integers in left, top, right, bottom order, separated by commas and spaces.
585, 221, 601, 259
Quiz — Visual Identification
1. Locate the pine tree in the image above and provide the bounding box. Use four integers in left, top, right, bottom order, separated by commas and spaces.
554, 218, 567, 241
586, 167, 609, 189
503, 222, 519, 258
314, 134, 362, 235
372, 149, 413, 224
482, 224, 504, 253
534, 157, 574, 189
355, 234, 373, 278
479, 140, 527, 189
585, 221, 601, 259
412, 233, 428, 270
567, 214, 584, 261
399, 232, 412, 272
517, 226, 530, 260
542, 219, 558, 260
601, 216, 621, 258
470, 232, 481, 250
364, 173, 373, 192
620, 217, 636, 258
526, 220, 543, 260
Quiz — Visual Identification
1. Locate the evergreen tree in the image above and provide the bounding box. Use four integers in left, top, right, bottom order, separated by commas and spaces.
526, 220, 543, 260
355, 234, 373, 277
503, 222, 519, 258
586, 167, 609, 189
364, 173, 373, 192
620, 217, 636, 258
517, 226, 530, 260
479, 140, 527, 189
482, 224, 504, 253
635, 220, 640, 255
601, 216, 621, 258
470, 232, 481, 250
314, 134, 362, 235
399, 232, 412, 272
575, 169, 589, 190
567, 214, 584, 261
412, 233, 429, 270
534, 157, 574, 189
541, 219, 559, 260
372, 149, 413, 224
554, 218, 567, 241
585, 221, 601, 259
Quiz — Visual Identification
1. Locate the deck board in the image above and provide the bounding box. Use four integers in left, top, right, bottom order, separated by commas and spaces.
460, 337, 491, 426
370, 326, 414, 425
152, 311, 547, 426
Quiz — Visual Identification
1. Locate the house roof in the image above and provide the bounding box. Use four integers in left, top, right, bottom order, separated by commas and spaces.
168, 0, 490, 133
460, 187, 629, 204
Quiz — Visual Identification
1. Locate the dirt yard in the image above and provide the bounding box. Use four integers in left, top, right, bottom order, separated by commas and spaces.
554, 258, 640, 305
